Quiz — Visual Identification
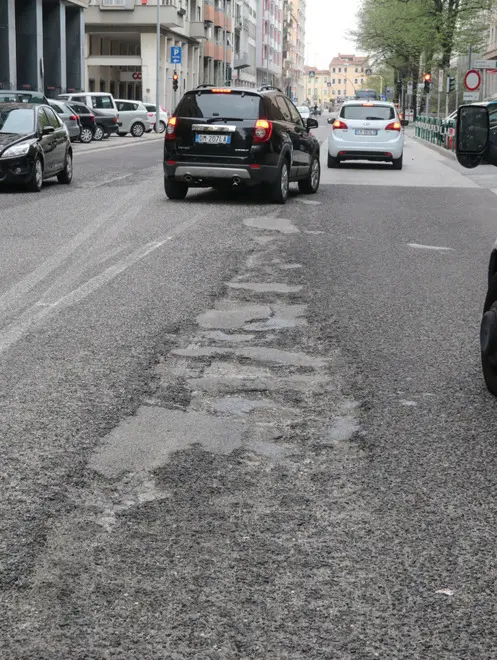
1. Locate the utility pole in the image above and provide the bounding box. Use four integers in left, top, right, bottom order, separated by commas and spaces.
445, 75, 449, 117
155, 0, 161, 133
455, 71, 459, 109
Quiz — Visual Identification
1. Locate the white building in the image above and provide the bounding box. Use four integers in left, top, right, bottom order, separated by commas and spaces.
232, 0, 257, 87
84, 0, 234, 113
256, 0, 283, 87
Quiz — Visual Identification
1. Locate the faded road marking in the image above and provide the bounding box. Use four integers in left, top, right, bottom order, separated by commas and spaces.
407, 243, 455, 252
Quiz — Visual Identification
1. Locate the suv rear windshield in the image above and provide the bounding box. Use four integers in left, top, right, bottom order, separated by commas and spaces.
176, 91, 262, 120
341, 105, 395, 120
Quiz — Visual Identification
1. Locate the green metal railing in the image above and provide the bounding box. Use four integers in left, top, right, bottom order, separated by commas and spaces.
415, 115, 456, 151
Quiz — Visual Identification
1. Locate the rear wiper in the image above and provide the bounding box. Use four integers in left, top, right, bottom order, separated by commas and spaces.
366, 117, 386, 120
206, 117, 244, 122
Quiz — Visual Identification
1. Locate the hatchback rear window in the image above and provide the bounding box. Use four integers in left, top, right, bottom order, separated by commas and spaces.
176, 91, 262, 120
341, 105, 395, 120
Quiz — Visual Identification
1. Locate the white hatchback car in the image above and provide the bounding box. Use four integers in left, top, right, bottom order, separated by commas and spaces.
297, 105, 311, 121
327, 100, 406, 169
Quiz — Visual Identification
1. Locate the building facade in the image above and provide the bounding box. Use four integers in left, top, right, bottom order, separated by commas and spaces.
282, 0, 305, 102
0, 0, 86, 95
256, 0, 283, 87
85, 0, 233, 113
304, 66, 330, 106
232, 0, 257, 87
329, 53, 368, 102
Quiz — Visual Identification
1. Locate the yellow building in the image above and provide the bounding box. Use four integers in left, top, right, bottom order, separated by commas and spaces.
304, 66, 331, 107
329, 53, 369, 103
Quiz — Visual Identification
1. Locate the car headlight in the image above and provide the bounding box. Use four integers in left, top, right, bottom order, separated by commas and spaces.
1, 141, 34, 159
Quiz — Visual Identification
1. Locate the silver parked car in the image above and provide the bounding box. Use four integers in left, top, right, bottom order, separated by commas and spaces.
48, 99, 81, 141
143, 103, 169, 133
114, 100, 152, 137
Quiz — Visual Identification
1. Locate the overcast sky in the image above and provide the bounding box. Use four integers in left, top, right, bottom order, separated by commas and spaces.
305, 0, 363, 69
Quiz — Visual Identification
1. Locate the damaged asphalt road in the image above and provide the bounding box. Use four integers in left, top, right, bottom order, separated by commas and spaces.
2, 134, 497, 658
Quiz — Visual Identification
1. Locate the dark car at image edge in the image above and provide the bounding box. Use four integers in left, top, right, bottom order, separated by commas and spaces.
0, 103, 73, 192
163, 85, 321, 204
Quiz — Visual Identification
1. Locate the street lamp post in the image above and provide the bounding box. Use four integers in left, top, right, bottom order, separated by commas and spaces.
155, 0, 161, 133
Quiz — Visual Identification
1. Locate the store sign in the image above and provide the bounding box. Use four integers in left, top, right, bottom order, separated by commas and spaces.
120, 71, 142, 82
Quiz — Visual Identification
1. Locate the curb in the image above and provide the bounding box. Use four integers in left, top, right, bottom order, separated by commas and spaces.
413, 135, 457, 162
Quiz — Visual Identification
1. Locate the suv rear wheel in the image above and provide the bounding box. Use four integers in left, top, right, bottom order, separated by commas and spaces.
299, 156, 320, 194
266, 160, 289, 204
164, 177, 188, 200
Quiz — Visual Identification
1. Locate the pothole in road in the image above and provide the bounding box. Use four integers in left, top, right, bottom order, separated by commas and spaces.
243, 216, 300, 234
226, 281, 303, 294
197, 304, 272, 330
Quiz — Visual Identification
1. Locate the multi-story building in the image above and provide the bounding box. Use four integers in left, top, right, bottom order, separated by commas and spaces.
84, 0, 233, 113
256, 0, 283, 87
329, 53, 369, 102
232, 0, 257, 87
304, 66, 330, 106
282, 0, 305, 102
483, 16, 497, 98
0, 0, 87, 95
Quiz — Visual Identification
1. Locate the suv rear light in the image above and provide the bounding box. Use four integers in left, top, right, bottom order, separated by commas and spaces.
333, 120, 348, 130
69, 115, 78, 120
165, 116, 177, 140
89, 114, 95, 122
113, 116, 118, 123
254, 119, 273, 143
385, 121, 401, 131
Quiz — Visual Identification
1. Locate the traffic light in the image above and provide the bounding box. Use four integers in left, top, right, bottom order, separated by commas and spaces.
447, 75, 456, 93
172, 72, 179, 92
423, 73, 432, 93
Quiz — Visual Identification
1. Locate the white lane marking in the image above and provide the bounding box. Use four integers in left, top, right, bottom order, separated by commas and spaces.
0, 190, 138, 316
407, 243, 455, 252
296, 199, 322, 206
74, 136, 163, 157
435, 588, 454, 596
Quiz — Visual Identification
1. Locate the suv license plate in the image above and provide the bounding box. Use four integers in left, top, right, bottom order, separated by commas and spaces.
355, 129, 378, 136
196, 134, 231, 144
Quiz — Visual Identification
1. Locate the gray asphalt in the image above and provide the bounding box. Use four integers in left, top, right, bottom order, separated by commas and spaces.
1, 126, 497, 658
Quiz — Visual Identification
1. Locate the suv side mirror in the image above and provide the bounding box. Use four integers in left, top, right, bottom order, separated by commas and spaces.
307, 117, 319, 130
456, 105, 489, 168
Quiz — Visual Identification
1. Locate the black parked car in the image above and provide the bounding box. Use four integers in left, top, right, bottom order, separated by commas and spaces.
163, 84, 321, 203
66, 101, 97, 143
0, 103, 73, 192
91, 107, 119, 140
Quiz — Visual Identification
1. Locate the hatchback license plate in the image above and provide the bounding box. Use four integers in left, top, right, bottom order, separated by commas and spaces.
355, 129, 378, 136
196, 134, 231, 144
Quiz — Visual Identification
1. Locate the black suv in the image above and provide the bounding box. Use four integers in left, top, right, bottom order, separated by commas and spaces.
163, 85, 321, 204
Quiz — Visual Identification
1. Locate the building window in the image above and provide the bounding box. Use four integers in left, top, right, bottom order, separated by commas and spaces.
355, 78, 358, 84
338, 78, 341, 84
337, 90, 341, 95
355, 67, 358, 73
332, 67, 335, 73
338, 67, 341, 72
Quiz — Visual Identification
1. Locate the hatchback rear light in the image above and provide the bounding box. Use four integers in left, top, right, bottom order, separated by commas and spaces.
69, 115, 78, 120
333, 120, 348, 130
160, 106, 166, 112
385, 121, 401, 131
165, 116, 177, 140
147, 112, 155, 117
253, 119, 273, 143
362, 103, 374, 107
113, 116, 118, 123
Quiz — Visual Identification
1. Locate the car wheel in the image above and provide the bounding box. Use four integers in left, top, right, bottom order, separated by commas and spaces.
131, 122, 145, 138
298, 155, 320, 194
93, 125, 104, 141
159, 120, 166, 133
327, 153, 339, 168
164, 177, 188, 200
27, 157, 43, 192
266, 160, 289, 204
481, 274, 497, 396
57, 150, 73, 184
392, 154, 403, 170
79, 127, 93, 143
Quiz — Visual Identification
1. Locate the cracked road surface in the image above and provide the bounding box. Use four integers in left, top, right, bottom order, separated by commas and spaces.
1, 130, 497, 658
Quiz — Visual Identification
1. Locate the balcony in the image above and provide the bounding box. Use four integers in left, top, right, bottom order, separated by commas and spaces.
214, 44, 224, 61
226, 47, 232, 64
204, 3, 215, 23
189, 21, 207, 40
86, 3, 185, 28
234, 52, 250, 69
203, 40, 215, 58
214, 10, 224, 28
225, 17, 232, 32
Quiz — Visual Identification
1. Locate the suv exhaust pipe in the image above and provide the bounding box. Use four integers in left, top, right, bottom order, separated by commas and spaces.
232, 176, 241, 187
184, 174, 193, 183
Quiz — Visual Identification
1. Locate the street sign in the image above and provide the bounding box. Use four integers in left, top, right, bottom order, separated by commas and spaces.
438, 69, 444, 88
309, 71, 316, 78
171, 46, 182, 65
463, 91, 480, 101
464, 69, 481, 91
474, 59, 497, 69
327, 82, 332, 87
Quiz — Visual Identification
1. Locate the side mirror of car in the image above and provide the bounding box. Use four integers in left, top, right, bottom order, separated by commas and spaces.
456, 105, 490, 168
307, 117, 319, 130
42, 125, 55, 135
401, 119, 409, 127
327, 117, 334, 124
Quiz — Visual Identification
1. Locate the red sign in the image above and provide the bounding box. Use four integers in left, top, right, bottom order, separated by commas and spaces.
464, 69, 481, 91
132, 72, 142, 80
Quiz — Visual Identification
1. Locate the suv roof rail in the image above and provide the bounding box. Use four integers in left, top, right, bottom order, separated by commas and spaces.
257, 84, 283, 93
196, 84, 215, 89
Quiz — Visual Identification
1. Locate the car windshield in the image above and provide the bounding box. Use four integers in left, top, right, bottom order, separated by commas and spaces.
0, 92, 45, 104
297, 106, 309, 113
176, 92, 262, 120
0, 107, 35, 134
341, 105, 395, 120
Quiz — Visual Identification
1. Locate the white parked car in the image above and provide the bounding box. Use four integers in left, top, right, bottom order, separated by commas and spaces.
114, 100, 153, 137
143, 103, 168, 133
297, 105, 311, 121
327, 100, 406, 169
